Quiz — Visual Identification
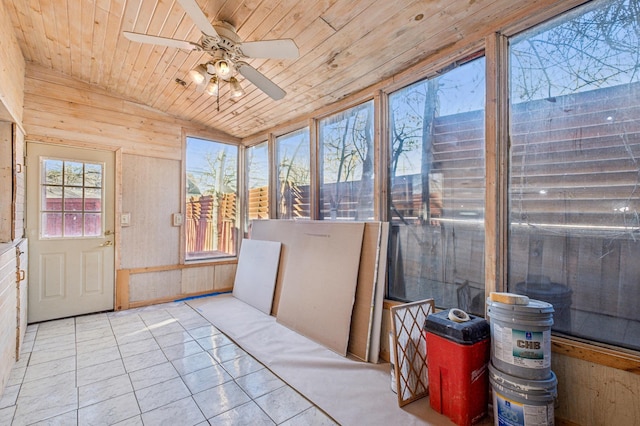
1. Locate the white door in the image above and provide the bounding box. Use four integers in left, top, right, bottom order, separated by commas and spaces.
26, 142, 115, 323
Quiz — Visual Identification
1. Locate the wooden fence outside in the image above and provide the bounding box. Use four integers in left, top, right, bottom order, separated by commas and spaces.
390, 81, 640, 329
186, 193, 236, 257
186, 82, 640, 331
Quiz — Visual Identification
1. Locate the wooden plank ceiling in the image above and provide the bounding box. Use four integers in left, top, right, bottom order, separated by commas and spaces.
3, 0, 568, 139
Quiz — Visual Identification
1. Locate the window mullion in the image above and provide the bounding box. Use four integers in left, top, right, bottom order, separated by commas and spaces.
485, 32, 510, 299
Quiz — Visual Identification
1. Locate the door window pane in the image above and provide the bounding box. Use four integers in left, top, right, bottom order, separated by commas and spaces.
246, 142, 269, 223
43, 160, 63, 185
508, 0, 640, 350
41, 213, 62, 238
84, 163, 102, 188
64, 187, 83, 211
64, 162, 84, 186
319, 101, 374, 220
84, 213, 102, 237
276, 129, 310, 219
40, 159, 104, 238
42, 186, 62, 211
84, 188, 102, 212
388, 57, 486, 315
185, 137, 238, 260
64, 213, 82, 237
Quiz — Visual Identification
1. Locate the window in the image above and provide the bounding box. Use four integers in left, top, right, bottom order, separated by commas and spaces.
40, 158, 103, 238
246, 141, 269, 225
318, 101, 374, 220
508, 0, 640, 350
275, 129, 311, 219
185, 137, 238, 260
387, 57, 486, 315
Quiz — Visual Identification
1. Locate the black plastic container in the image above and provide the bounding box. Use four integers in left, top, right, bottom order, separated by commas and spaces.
424, 310, 490, 345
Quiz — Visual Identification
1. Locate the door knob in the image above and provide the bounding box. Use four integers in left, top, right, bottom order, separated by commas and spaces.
100, 241, 113, 247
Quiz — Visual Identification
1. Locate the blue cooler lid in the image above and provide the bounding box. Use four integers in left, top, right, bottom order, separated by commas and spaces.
424, 309, 490, 345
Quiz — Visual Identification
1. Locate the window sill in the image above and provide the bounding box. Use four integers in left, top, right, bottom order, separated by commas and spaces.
183, 257, 237, 267
551, 335, 640, 375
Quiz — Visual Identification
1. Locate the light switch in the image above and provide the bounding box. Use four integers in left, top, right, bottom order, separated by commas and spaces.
121, 212, 131, 227
172, 213, 183, 226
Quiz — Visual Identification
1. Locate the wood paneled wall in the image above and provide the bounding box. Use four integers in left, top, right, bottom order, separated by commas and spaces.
13, 126, 24, 241
0, 123, 12, 241
553, 352, 640, 424
120, 154, 181, 269
0, 0, 25, 400
0, 0, 24, 124
22, 65, 241, 311
24, 64, 239, 160
0, 248, 17, 394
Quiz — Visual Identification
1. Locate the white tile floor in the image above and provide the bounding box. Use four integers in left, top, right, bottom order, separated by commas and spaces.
0, 302, 338, 425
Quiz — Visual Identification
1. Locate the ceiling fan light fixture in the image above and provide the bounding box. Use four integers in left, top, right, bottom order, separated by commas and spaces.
188, 64, 208, 85
229, 77, 245, 99
205, 77, 219, 96
214, 60, 232, 79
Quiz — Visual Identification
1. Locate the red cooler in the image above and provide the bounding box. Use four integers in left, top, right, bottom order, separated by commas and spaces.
424, 309, 490, 426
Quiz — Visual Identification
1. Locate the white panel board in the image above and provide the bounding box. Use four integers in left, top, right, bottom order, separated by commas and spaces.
233, 238, 282, 314
275, 221, 365, 356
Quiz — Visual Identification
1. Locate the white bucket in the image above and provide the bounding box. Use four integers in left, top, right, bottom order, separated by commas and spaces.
486, 298, 554, 380
489, 362, 557, 426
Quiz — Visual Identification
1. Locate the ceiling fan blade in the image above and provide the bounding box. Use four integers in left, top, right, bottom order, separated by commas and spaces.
176, 0, 219, 37
123, 31, 198, 50
240, 39, 299, 59
236, 62, 286, 100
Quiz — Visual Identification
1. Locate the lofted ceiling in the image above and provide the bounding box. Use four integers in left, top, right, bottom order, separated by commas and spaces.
3, 0, 571, 139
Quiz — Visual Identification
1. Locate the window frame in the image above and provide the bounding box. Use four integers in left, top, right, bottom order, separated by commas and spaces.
38, 156, 106, 240
183, 135, 240, 262
317, 99, 376, 221
244, 140, 270, 228
488, 0, 640, 365
274, 127, 312, 220
504, 0, 640, 353
385, 55, 488, 313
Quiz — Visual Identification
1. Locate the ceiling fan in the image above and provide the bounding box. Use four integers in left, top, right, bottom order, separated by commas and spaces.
123, 0, 299, 101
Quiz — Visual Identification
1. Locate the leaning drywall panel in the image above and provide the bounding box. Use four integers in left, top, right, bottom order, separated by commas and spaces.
275, 221, 365, 356
348, 222, 382, 361
368, 221, 389, 363
249, 219, 295, 316
233, 238, 281, 314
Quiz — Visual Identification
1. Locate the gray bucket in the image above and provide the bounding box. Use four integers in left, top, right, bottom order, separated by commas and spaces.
486, 298, 554, 380
489, 362, 557, 426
